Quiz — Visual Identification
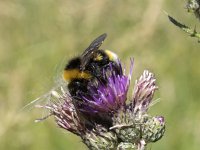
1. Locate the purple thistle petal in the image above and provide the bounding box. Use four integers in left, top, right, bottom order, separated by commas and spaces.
79, 60, 134, 114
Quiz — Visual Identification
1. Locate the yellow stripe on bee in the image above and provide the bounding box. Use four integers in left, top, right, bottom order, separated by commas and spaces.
104, 50, 118, 61
63, 69, 92, 81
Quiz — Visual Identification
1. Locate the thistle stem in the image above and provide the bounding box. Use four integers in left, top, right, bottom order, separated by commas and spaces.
167, 14, 200, 40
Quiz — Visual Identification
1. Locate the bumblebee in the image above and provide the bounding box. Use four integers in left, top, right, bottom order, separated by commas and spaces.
63, 33, 121, 98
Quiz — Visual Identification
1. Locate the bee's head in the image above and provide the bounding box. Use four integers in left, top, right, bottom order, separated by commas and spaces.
87, 50, 122, 78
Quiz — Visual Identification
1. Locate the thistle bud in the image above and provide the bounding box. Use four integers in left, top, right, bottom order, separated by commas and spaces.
82, 125, 118, 150
142, 116, 165, 143
112, 109, 141, 143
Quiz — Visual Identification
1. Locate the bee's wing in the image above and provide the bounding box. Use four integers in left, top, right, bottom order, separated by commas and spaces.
20, 86, 59, 112
80, 33, 107, 70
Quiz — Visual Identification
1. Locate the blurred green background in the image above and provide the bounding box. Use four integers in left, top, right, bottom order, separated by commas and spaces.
1, 0, 200, 150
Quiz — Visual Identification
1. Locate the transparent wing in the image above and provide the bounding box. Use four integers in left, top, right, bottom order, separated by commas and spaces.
80, 33, 107, 70
20, 86, 60, 112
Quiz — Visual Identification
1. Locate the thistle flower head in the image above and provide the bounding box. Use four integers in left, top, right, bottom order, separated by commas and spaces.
78, 60, 133, 114
131, 70, 158, 116
37, 57, 165, 150
41, 89, 86, 136
111, 70, 164, 146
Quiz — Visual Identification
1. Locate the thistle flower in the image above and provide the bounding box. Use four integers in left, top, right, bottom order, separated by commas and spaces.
80, 73, 130, 114
37, 89, 86, 136
37, 58, 165, 150
111, 70, 165, 145
131, 70, 158, 116
76, 60, 133, 120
